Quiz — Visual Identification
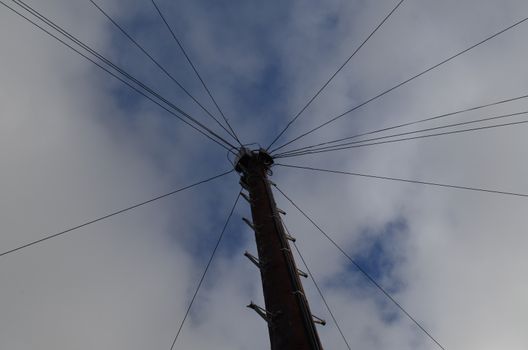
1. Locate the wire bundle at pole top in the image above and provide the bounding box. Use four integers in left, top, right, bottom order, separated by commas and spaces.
1, 0, 240, 153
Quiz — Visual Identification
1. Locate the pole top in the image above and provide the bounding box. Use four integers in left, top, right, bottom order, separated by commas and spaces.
234, 147, 274, 173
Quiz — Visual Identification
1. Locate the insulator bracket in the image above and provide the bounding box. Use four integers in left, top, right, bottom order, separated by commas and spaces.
312, 314, 326, 326
244, 251, 261, 268
239, 177, 250, 191
247, 301, 276, 323
285, 233, 296, 242
292, 290, 305, 297
266, 179, 277, 186
242, 217, 256, 231
297, 268, 308, 278
240, 192, 251, 203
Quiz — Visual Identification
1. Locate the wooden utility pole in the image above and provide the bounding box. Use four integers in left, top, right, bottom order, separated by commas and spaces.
235, 148, 324, 350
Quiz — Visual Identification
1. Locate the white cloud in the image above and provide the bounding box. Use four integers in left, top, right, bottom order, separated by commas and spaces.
2, 0, 528, 349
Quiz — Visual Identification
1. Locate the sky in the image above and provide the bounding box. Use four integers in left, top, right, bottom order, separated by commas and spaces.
1, 0, 528, 349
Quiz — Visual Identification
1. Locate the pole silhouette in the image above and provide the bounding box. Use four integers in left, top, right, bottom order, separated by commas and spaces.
236, 148, 324, 350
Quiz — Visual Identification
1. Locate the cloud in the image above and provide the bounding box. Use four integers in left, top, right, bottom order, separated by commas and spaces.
2, 0, 528, 349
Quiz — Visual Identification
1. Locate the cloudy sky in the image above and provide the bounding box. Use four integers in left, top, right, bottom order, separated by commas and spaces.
1, 0, 528, 349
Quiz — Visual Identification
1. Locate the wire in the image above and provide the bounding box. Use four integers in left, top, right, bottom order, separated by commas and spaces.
276, 118, 528, 158
274, 184, 447, 350
5, 0, 236, 153
89, 0, 240, 147
283, 222, 351, 350
276, 110, 528, 156
5, 1, 233, 152
0, 170, 233, 259
266, 0, 405, 151
169, 191, 241, 350
276, 164, 528, 199
273, 92, 528, 156
275, 111, 528, 158
270, 14, 528, 154
294, 241, 351, 350
150, 0, 242, 146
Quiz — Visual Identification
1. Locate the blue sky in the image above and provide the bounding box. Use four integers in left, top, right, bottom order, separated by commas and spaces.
2, 0, 528, 349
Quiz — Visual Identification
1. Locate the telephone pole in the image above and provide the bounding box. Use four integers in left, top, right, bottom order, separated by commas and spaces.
235, 147, 324, 350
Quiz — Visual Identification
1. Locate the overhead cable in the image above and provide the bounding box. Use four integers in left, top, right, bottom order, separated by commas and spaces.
89, 0, 241, 146
277, 164, 528, 199
0, 170, 233, 259
274, 184, 447, 350
267, 0, 406, 151
275, 111, 528, 158
169, 191, 241, 350
270, 14, 528, 154
273, 92, 528, 156
3, 0, 236, 152
283, 222, 351, 350
150, 0, 242, 146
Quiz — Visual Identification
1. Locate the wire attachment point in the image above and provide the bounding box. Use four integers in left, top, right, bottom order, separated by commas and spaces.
247, 302, 276, 323
240, 191, 251, 203
244, 251, 261, 268
312, 315, 327, 326
242, 217, 256, 231
297, 268, 308, 278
